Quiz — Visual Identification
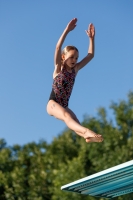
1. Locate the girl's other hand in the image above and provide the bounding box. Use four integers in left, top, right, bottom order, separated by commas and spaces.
66, 18, 77, 32
85, 23, 95, 39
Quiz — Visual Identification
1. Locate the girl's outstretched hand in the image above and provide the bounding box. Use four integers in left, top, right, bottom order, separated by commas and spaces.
66, 18, 77, 32
85, 23, 95, 39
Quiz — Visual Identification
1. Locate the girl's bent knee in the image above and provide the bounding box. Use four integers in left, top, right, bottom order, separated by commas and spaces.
46, 101, 53, 116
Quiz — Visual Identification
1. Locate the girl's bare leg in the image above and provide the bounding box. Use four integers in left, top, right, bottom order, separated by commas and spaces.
66, 107, 82, 135
66, 107, 103, 143
47, 100, 103, 143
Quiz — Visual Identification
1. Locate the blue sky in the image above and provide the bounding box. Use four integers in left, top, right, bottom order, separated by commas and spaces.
0, 1, 133, 146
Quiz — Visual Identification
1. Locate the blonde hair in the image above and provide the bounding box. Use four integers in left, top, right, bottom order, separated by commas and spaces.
61, 45, 79, 64
62, 45, 78, 54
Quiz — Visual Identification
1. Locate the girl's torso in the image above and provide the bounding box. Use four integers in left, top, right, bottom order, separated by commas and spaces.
51, 65, 77, 108
53, 64, 78, 79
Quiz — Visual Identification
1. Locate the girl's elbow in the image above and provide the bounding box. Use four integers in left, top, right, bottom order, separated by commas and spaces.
88, 53, 94, 59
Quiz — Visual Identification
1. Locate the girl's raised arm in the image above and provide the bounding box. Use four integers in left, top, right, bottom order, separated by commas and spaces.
54, 18, 77, 74
76, 23, 95, 71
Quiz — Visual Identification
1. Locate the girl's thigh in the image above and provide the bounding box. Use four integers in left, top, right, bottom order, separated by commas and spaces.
46, 100, 67, 121
47, 100, 80, 124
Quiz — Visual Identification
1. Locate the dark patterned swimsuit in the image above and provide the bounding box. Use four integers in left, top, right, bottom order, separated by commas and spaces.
49, 66, 76, 108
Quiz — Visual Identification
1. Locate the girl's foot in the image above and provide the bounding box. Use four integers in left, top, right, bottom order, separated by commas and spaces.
84, 129, 103, 143
85, 137, 103, 143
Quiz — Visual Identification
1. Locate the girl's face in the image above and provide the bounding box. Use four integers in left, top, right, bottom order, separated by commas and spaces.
62, 50, 79, 68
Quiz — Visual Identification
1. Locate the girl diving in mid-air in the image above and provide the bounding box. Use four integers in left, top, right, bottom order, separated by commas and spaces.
47, 18, 103, 143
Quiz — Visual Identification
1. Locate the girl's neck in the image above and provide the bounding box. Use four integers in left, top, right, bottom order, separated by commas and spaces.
63, 64, 73, 73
